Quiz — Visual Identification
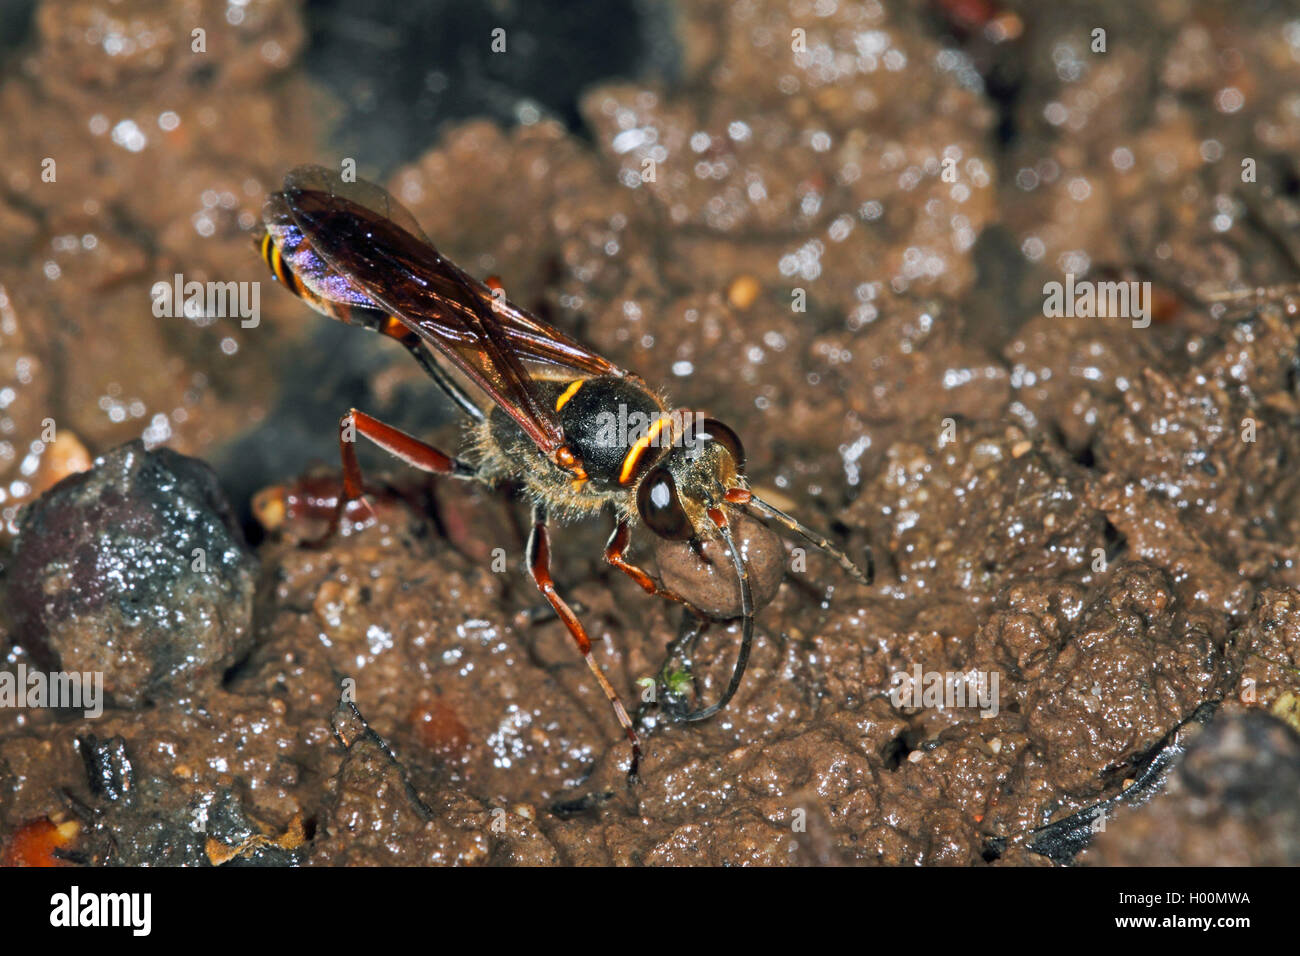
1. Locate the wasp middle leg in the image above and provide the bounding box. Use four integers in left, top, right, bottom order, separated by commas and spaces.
527, 503, 642, 781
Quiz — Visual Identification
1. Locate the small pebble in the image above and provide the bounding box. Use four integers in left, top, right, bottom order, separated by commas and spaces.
727, 275, 761, 310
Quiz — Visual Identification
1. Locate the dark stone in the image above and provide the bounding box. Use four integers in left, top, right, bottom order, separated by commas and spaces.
7, 440, 257, 707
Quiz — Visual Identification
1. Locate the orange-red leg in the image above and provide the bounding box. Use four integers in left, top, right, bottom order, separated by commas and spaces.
528, 504, 641, 780
308, 408, 475, 545
603, 518, 709, 618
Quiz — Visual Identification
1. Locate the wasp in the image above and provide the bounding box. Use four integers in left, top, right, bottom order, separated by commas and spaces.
259, 165, 871, 777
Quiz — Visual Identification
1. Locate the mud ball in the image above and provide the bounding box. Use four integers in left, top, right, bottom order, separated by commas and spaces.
652, 511, 784, 620
8, 440, 257, 707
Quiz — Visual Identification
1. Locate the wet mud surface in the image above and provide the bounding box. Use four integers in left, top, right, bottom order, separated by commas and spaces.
3, 0, 1300, 865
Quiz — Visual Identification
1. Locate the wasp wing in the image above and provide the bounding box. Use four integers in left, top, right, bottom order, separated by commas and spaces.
271, 166, 617, 373
273, 165, 620, 455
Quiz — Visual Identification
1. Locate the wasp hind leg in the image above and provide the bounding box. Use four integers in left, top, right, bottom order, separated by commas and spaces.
304, 408, 478, 548
527, 504, 642, 783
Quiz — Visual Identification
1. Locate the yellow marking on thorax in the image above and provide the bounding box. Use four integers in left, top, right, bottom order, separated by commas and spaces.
555, 379, 584, 411
618, 413, 674, 485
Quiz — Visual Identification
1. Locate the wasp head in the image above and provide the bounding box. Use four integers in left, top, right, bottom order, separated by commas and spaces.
631, 413, 871, 723
635, 417, 745, 542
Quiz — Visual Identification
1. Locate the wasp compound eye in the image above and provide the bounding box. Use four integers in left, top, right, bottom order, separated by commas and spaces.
698, 418, 745, 473
637, 466, 694, 540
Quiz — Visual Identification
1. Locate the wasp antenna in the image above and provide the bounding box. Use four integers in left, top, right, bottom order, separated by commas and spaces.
676, 519, 754, 722
744, 492, 874, 586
